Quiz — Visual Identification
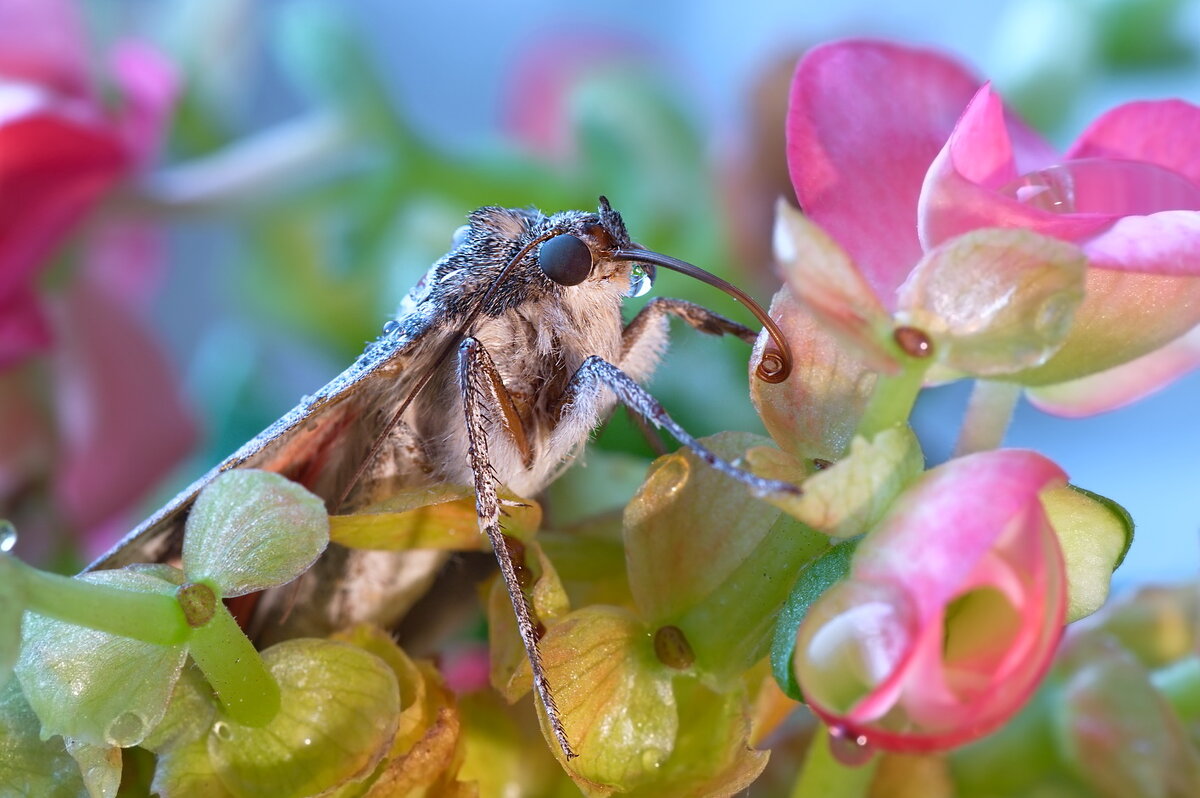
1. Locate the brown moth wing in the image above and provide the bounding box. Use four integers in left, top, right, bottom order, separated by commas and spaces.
86, 311, 444, 573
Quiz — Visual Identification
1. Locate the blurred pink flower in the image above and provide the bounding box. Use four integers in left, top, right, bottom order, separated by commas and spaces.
788, 40, 1200, 415
0, 0, 194, 551
793, 449, 1067, 752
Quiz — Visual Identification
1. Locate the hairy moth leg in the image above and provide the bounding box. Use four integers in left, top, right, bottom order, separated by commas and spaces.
565, 356, 799, 497
458, 336, 575, 760
619, 297, 758, 381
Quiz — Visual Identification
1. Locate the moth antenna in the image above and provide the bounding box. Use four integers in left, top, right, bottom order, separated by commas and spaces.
336, 228, 564, 510
611, 248, 793, 383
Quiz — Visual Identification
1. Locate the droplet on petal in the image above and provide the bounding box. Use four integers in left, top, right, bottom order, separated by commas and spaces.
104, 711, 147, 748
0, 521, 15, 553
998, 158, 1200, 216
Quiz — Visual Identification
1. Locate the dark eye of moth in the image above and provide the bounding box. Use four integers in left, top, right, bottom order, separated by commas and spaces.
538, 234, 593, 286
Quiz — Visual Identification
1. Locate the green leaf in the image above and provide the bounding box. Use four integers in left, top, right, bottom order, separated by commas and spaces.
770, 538, 861, 701
208, 639, 400, 798
141, 663, 217, 754
897, 228, 1087, 377
15, 569, 187, 748
751, 425, 925, 539
183, 470, 329, 597
1041, 485, 1133, 622
0, 556, 23, 688
0, 681, 87, 797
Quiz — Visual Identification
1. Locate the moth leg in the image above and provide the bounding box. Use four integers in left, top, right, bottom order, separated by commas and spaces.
560, 356, 800, 497
458, 337, 575, 760
620, 297, 757, 381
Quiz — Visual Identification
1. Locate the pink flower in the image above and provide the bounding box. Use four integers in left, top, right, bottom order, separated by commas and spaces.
787, 40, 1200, 415
793, 449, 1068, 752
0, 0, 194, 552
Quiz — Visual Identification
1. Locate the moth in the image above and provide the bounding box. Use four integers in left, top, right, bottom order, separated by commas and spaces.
89, 197, 795, 759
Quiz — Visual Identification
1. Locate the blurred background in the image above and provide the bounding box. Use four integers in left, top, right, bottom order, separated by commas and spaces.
3, 0, 1199, 588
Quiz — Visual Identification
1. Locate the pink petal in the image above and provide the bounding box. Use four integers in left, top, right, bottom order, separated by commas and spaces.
82, 221, 165, 309
0, 284, 52, 367
795, 450, 1068, 751
109, 40, 180, 163
0, 0, 91, 98
1067, 99, 1200, 187
787, 40, 980, 308
0, 108, 128, 298
1083, 210, 1200, 275
854, 450, 1066, 619
919, 86, 1117, 249
49, 279, 196, 540
1027, 325, 1200, 417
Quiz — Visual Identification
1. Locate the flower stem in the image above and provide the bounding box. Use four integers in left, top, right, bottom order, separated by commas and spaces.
954, 380, 1021, 456
10, 558, 190, 646
187, 598, 280, 727
856, 361, 929, 440
791, 727, 879, 798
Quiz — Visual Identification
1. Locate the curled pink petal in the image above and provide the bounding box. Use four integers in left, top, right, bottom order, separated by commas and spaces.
50, 279, 196, 540
919, 86, 1116, 249
1067, 99, 1200, 186
1027, 326, 1200, 417
787, 40, 980, 308
794, 450, 1068, 751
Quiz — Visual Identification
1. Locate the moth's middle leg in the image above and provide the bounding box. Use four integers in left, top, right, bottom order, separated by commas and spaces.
457, 336, 574, 760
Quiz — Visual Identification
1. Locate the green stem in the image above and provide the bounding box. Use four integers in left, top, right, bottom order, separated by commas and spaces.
954, 380, 1021, 456
791, 727, 879, 798
187, 599, 280, 727
11, 558, 190, 646
855, 361, 929, 440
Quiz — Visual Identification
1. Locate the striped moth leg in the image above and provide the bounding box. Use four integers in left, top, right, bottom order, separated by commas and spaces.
457, 336, 575, 760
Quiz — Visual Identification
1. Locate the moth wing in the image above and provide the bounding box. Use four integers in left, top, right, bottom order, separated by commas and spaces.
87, 314, 443, 571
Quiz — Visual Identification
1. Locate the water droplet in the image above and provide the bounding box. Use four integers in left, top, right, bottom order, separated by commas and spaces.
0, 520, 15, 552
625, 263, 655, 298
105, 711, 147, 747
640, 747, 666, 771
382, 319, 400, 335
893, 326, 933, 358
212, 721, 233, 741
655, 456, 691, 498
303, 737, 313, 746
998, 158, 1200, 216
828, 725, 876, 767
1033, 293, 1075, 343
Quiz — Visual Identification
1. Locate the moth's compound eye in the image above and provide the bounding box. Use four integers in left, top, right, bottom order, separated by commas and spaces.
451, 224, 471, 249
626, 263, 656, 298
538, 234, 593, 286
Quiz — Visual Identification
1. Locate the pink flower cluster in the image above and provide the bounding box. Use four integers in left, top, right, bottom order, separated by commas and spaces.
779, 40, 1199, 751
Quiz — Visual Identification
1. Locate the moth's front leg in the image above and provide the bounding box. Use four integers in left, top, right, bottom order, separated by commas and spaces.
457, 336, 575, 760
555, 355, 799, 497
620, 297, 758, 382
